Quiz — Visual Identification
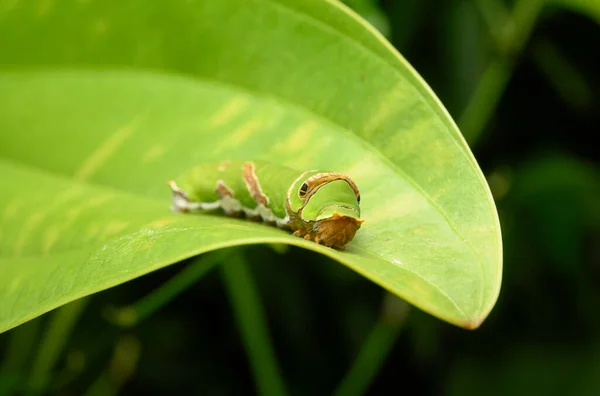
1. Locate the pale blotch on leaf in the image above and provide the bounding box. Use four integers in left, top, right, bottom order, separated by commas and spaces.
14, 212, 45, 255
63, 196, 111, 226
36, 0, 54, 16
365, 191, 428, 226
101, 220, 131, 238
7, 276, 23, 295
214, 116, 267, 153
340, 154, 380, 184
361, 80, 409, 139
142, 144, 168, 163
75, 116, 141, 181
208, 96, 249, 127
93, 18, 109, 35
86, 223, 102, 241
271, 121, 318, 154
2, 199, 22, 221
42, 224, 61, 254
146, 218, 178, 229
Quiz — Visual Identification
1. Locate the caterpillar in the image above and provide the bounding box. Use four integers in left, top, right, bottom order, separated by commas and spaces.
167, 160, 363, 249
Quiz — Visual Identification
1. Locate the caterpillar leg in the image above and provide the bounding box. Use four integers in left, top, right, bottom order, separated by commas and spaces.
292, 229, 305, 238
296, 230, 318, 243
303, 233, 319, 243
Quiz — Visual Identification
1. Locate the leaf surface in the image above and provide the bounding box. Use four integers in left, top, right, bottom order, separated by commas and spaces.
0, 0, 502, 332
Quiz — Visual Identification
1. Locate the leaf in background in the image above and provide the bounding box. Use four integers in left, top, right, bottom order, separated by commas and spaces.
341, 0, 391, 38
501, 151, 600, 270
445, 342, 600, 396
381, 0, 426, 52
532, 39, 594, 112
0, 0, 501, 332
444, 0, 488, 117
549, 0, 600, 23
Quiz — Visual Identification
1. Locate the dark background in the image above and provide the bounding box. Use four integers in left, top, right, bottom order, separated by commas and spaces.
1, 0, 599, 395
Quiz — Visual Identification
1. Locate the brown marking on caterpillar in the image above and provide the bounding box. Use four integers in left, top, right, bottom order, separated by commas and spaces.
167, 180, 190, 213
215, 180, 234, 198
297, 173, 360, 217
298, 172, 360, 202
218, 161, 231, 172
167, 180, 185, 196
242, 162, 270, 206
214, 180, 243, 216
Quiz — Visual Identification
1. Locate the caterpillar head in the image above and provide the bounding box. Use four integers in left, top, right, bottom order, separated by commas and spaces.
289, 172, 363, 249
312, 206, 364, 249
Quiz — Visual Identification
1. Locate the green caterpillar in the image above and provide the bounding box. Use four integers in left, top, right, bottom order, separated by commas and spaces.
167, 160, 363, 249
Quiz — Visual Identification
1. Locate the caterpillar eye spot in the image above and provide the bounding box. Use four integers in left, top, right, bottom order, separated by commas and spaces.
357, 194, 361, 204
299, 183, 308, 198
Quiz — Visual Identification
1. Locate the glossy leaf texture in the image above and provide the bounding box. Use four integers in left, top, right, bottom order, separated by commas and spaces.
0, 0, 502, 332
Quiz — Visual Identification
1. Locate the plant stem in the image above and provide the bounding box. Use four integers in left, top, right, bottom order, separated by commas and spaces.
82, 334, 141, 396
26, 297, 89, 395
221, 250, 288, 396
532, 38, 593, 110
332, 294, 410, 396
108, 253, 223, 327
461, 0, 545, 144
458, 58, 513, 144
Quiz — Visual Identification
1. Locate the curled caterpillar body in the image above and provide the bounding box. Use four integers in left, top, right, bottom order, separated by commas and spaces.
167, 160, 363, 249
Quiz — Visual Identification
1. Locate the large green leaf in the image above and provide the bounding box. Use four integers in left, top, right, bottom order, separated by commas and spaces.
0, 0, 502, 332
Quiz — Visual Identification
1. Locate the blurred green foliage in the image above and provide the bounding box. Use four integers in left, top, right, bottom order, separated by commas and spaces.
1, 0, 599, 395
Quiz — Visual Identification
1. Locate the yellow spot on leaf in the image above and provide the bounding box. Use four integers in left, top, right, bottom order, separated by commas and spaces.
42, 225, 61, 254
36, 0, 53, 16
147, 218, 177, 229
209, 97, 248, 127
75, 116, 141, 181
272, 121, 318, 153
365, 191, 429, 225
7, 277, 22, 294
48, 195, 115, 248
215, 116, 265, 152
139, 240, 153, 250
104, 220, 130, 236
1, 0, 20, 13
10, 188, 84, 254
87, 223, 102, 240
340, 155, 381, 183
2, 200, 22, 221
93, 18, 109, 35
88, 220, 130, 241
142, 145, 167, 163
14, 212, 45, 255
66, 195, 112, 222
361, 80, 408, 139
